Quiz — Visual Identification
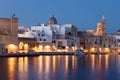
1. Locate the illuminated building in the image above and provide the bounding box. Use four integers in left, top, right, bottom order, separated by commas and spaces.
0, 17, 18, 53
83, 34, 116, 53
111, 30, 120, 52
77, 31, 87, 52
18, 15, 78, 52
96, 16, 106, 36
18, 37, 37, 52
86, 16, 106, 36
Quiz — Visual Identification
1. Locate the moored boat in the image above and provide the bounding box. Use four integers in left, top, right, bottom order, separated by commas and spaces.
74, 49, 86, 56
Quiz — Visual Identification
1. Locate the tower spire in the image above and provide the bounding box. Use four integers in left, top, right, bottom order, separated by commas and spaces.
102, 15, 105, 20
102, 15, 106, 24
102, 15, 106, 35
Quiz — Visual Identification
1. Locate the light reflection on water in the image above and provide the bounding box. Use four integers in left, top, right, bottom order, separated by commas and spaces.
7, 58, 16, 80
0, 54, 120, 80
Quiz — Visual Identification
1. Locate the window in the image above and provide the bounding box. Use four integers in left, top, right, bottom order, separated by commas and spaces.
40, 39, 42, 41
32, 30, 36, 32
103, 44, 106, 47
58, 41, 62, 49
52, 40, 56, 43
108, 44, 110, 47
53, 33, 55, 36
43, 39, 46, 41
38, 34, 40, 36
95, 41, 97, 44
112, 39, 113, 42
42, 34, 44, 36
118, 39, 120, 42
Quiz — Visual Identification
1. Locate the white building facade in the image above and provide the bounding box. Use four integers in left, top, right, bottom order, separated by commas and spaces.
18, 15, 78, 52
111, 30, 120, 52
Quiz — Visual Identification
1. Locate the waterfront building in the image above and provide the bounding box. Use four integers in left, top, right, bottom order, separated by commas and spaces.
87, 35, 115, 53
18, 15, 78, 52
96, 16, 106, 36
0, 44, 7, 54
111, 30, 120, 52
77, 31, 88, 52
87, 16, 106, 36
87, 29, 95, 35
18, 37, 37, 52
78, 16, 118, 53
0, 17, 18, 53
18, 26, 34, 38
57, 24, 78, 52
101, 35, 116, 53
18, 15, 119, 53
18, 25, 53, 52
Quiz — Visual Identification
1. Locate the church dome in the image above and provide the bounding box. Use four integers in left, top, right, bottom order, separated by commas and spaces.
48, 15, 57, 25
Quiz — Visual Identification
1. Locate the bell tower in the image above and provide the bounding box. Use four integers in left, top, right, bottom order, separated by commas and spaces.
102, 16, 106, 35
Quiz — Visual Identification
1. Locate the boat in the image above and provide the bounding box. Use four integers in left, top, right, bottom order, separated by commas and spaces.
74, 49, 86, 56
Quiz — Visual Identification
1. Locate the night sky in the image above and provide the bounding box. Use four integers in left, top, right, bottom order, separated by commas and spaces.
0, 0, 120, 33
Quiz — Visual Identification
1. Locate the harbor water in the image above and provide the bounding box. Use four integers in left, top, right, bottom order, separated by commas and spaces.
0, 54, 120, 80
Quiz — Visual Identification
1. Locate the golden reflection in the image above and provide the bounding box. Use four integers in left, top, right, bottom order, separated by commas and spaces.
52, 56, 56, 73
57, 55, 61, 61
33, 57, 38, 67
38, 56, 43, 73
72, 56, 75, 70
18, 57, 25, 80
65, 56, 68, 74
24, 57, 28, 72
91, 54, 95, 70
18, 58, 24, 72
105, 54, 109, 71
98, 55, 101, 71
118, 55, 120, 72
7, 58, 16, 80
45, 56, 50, 73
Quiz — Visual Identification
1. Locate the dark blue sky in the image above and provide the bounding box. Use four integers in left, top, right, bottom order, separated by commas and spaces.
0, 0, 120, 33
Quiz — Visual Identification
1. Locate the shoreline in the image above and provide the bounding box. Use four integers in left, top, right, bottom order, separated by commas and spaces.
0, 52, 119, 57
0, 52, 75, 57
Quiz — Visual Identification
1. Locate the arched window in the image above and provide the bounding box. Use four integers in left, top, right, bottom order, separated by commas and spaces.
19, 42, 24, 50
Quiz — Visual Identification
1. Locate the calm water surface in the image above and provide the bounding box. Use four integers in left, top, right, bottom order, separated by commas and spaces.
0, 54, 120, 80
